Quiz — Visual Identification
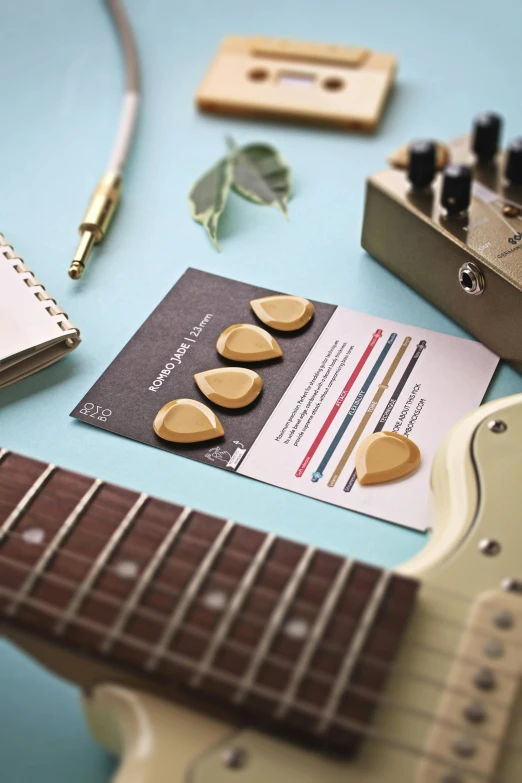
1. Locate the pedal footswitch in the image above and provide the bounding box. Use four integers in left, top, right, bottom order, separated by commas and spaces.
362, 113, 522, 371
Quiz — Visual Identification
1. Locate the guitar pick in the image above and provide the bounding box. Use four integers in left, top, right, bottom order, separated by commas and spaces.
216, 324, 282, 362
153, 399, 224, 443
194, 367, 262, 408
250, 294, 314, 331
356, 431, 420, 485
388, 140, 451, 171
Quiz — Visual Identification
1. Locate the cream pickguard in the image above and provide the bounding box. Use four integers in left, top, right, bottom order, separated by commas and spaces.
82, 393, 522, 783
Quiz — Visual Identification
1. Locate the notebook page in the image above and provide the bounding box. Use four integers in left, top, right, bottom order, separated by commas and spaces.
0, 256, 65, 364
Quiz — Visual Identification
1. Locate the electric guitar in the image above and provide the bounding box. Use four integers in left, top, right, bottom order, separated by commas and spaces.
1, 393, 521, 783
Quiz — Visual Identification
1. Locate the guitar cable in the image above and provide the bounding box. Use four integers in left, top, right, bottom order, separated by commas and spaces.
68, 0, 140, 280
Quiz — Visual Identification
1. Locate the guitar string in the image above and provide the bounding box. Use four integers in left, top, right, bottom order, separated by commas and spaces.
1, 549, 521, 740
2, 507, 522, 671
6, 496, 520, 668
0, 469, 498, 613
2, 477, 522, 771
1, 468, 512, 619
2, 510, 522, 681
0, 475, 513, 632
0, 584, 516, 783
1, 466, 520, 663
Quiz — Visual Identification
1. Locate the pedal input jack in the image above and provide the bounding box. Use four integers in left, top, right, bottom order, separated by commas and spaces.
458, 262, 485, 296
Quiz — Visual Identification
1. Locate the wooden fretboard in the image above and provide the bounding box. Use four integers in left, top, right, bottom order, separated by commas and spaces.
0, 448, 418, 754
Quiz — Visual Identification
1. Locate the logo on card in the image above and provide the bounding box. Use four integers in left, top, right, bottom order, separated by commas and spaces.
79, 403, 112, 422
205, 441, 247, 470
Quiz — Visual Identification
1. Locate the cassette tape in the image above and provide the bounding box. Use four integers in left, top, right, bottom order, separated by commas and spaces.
196, 36, 397, 132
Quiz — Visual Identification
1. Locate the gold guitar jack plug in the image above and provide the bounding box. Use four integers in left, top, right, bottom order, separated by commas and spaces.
68, 173, 122, 279
68, 0, 140, 283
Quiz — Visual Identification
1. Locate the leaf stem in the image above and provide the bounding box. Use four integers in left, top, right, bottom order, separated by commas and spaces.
225, 135, 238, 154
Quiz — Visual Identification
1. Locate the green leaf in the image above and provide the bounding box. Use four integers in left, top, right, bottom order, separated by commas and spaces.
188, 156, 233, 251
228, 138, 292, 218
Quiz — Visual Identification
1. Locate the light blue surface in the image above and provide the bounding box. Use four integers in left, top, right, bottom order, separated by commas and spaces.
0, 0, 521, 779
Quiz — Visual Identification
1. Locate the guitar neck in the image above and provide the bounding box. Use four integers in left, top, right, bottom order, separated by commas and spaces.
0, 447, 418, 754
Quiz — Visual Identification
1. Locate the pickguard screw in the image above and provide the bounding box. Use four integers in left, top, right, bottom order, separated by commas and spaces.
501, 578, 522, 594
474, 667, 496, 690
222, 746, 249, 770
503, 204, 519, 217
494, 610, 514, 629
479, 538, 501, 556
452, 735, 477, 758
488, 419, 507, 433
463, 701, 487, 724
440, 773, 464, 783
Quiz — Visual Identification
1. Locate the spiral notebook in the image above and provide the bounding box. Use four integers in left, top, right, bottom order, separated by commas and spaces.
0, 233, 80, 389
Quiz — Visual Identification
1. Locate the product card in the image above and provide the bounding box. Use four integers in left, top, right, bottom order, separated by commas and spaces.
71, 269, 498, 531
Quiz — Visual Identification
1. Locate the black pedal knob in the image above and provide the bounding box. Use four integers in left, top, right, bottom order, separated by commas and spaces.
441, 164, 472, 215
505, 138, 522, 185
472, 112, 503, 163
408, 140, 436, 189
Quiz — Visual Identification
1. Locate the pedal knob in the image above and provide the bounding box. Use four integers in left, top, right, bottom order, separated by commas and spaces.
505, 138, 522, 185
472, 112, 503, 163
408, 140, 436, 189
441, 164, 472, 215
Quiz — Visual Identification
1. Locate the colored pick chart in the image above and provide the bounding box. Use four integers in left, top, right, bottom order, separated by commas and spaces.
72, 269, 498, 532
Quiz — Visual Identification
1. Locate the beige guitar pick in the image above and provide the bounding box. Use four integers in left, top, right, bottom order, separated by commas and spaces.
250, 294, 314, 331
387, 141, 451, 171
216, 324, 282, 362
194, 367, 262, 408
356, 431, 421, 485
153, 399, 224, 443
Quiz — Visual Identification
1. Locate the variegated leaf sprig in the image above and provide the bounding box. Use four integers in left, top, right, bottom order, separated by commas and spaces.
188, 137, 292, 251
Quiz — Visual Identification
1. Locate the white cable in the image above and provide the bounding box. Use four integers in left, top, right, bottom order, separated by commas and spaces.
107, 90, 140, 174
105, 0, 141, 175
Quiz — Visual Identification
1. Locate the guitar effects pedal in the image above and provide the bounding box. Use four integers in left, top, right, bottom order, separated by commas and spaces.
362, 113, 522, 372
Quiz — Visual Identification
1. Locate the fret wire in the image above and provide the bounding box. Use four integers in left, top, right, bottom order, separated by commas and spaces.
275, 557, 355, 720
233, 545, 316, 705
0, 463, 56, 545
317, 570, 392, 734
3, 520, 504, 665
146, 519, 235, 671
0, 584, 501, 783
55, 493, 149, 635
1, 474, 345, 599
1, 464, 496, 649
190, 532, 277, 689
0, 455, 500, 614
4, 521, 323, 629
100, 506, 193, 654
6, 478, 103, 617
0, 482, 433, 641
2, 517, 398, 646
0, 471, 414, 613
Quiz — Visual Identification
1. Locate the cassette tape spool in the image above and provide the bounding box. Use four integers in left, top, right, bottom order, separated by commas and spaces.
196, 36, 397, 132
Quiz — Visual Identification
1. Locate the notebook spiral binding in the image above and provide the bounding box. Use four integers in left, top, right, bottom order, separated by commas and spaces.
0, 233, 80, 346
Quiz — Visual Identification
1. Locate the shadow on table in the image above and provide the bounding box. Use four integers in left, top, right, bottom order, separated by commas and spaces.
0, 354, 80, 410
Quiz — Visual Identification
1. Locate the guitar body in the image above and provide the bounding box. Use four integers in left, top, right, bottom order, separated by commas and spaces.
82, 393, 522, 782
